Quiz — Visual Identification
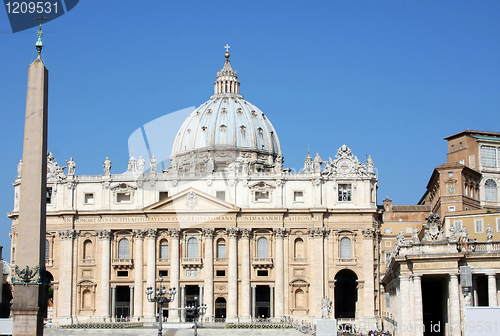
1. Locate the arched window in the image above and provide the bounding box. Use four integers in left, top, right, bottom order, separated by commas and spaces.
340, 237, 351, 259
257, 237, 268, 258
45, 239, 50, 260
217, 239, 226, 258
294, 238, 304, 258
83, 240, 92, 259
160, 240, 169, 259
485, 179, 498, 202
187, 237, 198, 258
118, 238, 129, 259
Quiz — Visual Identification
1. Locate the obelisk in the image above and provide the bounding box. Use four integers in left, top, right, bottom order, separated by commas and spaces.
11, 16, 48, 336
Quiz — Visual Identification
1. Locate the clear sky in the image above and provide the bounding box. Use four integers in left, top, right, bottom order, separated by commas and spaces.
1, 1, 499, 261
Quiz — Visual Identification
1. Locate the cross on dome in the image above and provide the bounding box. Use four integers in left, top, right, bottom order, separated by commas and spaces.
224, 44, 230, 52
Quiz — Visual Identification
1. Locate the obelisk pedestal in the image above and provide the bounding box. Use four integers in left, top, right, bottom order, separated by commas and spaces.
11, 44, 49, 335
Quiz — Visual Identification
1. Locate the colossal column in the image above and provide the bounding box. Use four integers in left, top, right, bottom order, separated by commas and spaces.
57, 229, 78, 324
240, 228, 252, 322
308, 227, 325, 318
145, 228, 157, 322
11, 20, 49, 336
202, 228, 215, 321
132, 229, 146, 320
169, 228, 181, 322
97, 229, 111, 320
273, 228, 287, 319
399, 275, 411, 336
227, 228, 239, 322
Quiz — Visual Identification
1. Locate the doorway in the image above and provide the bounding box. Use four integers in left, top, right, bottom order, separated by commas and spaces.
255, 285, 271, 319
115, 286, 130, 320
185, 285, 200, 321
334, 269, 358, 318
215, 297, 226, 321
422, 276, 447, 336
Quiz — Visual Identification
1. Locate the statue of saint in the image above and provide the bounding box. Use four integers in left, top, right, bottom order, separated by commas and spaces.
17, 159, 22, 178
313, 153, 323, 173
486, 224, 494, 242
137, 156, 146, 173
66, 157, 76, 175
396, 229, 406, 247
150, 156, 157, 173
103, 157, 112, 175
321, 296, 332, 318
367, 155, 374, 172
412, 226, 420, 243
274, 154, 283, 173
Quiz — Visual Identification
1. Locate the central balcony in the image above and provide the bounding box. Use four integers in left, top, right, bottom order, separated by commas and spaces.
181, 257, 203, 268
252, 257, 273, 269
112, 258, 133, 269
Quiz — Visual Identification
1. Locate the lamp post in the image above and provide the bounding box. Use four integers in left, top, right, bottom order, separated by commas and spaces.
146, 276, 176, 336
185, 298, 207, 336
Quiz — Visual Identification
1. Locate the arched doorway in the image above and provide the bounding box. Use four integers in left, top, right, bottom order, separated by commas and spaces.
334, 269, 357, 318
45, 271, 54, 320
215, 297, 226, 321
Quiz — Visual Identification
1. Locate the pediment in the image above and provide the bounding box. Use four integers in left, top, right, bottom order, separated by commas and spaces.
144, 187, 240, 213
248, 181, 275, 191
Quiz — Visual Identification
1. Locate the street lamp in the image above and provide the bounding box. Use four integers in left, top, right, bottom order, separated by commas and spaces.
146, 276, 176, 336
185, 298, 207, 336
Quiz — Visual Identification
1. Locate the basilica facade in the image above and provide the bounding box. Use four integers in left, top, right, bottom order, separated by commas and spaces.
9, 52, 382, 326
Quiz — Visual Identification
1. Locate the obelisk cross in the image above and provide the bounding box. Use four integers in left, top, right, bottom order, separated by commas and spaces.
224, 44, 230, 52
34, 13, 48, 56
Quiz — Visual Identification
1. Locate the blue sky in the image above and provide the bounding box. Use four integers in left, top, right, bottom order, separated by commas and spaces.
1, 1, 499, 260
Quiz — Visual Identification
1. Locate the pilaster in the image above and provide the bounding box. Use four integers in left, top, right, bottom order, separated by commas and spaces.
226, 227, 239, 322
202, 228, 215, 320
144, 228, 157, 322
168, 228, 181, 322
240, 228, 252, 322
96, 229, 111, 320
132, 229, 146, 320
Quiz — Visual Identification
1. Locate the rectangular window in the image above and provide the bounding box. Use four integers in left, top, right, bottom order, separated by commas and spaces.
159, 270, 168, 277
481, 146, 497, 167
116, 193, 131, 203
217, 243, 226, 259
496, 218, 500, 232
448, 206, 456, 212
159, 191, 169, 201
385, 293, 390, 309
460, 159, 465, 165
451, 145, 455, 152
406, 227, 412, 233
46, 187, 52, 204
160, 244, 168, 259
294, 191, 304, 203
254, 191, 269, 202
216, 191, 226, 201
385, 241, 392, 247
383, 228, 393, 234
84, 193, 94, 204
454, 220, 462, 230
216, 270, 225, 277
257, 270, 268, 277
117, 271, 128, 277
338, 184, 352, 202
459, 142, 463, 150
475, 219, 484, 233
386, 253, 391, 262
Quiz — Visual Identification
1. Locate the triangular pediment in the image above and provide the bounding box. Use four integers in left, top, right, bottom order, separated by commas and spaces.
144, 187, 240, 213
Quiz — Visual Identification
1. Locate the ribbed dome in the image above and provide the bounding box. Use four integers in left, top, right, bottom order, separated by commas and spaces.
170, 52, 282, 173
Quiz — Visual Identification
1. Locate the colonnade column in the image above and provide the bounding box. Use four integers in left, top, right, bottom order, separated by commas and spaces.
413, 275, 423, 336
202, 228, 215, 321
251, 285, 256, 319
399, 275, 411, 336
129, 286, 134, 318
240, 228, 252, 322
487, 273, 498, 306
308, 227, 325, 318
169, 228, 181, 322
145, 228, 157, 322
97, 229, 111, 321
57, 229, 78, 324
273, 228, 286, 319
132, 229, 146, 320
270, 285, 274, 319
449, 274, 461, 336
111, 286, 116, 321
180, 285, 186, 322
227, 228, 239, 322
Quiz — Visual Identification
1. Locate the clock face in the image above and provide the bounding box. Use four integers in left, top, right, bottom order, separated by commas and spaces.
338, 159, 352, 174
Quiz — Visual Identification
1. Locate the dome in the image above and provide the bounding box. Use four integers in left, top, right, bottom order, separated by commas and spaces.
170, 51, 282, 173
